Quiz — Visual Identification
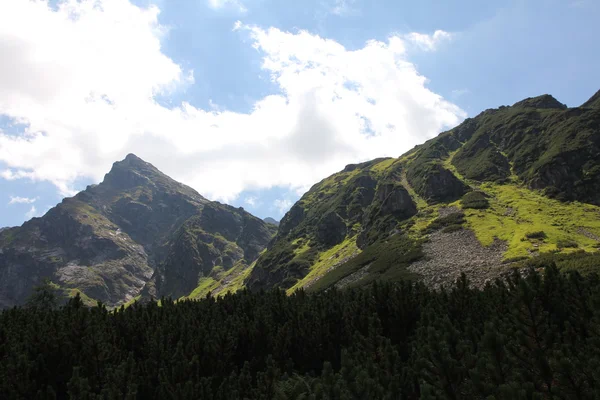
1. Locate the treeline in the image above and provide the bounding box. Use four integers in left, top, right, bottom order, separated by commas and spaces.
1, 263, 600, 399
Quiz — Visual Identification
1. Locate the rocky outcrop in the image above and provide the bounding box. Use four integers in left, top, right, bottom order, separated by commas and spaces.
316, 212, 347, 246
277, 203, 305, 237
416, 164, 468, 203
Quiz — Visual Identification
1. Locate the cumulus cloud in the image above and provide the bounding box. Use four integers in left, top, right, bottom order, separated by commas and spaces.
208, 0, 247, 12
0, 0, 465, 205
404, 30, 453, 51
8, 196, 37, 205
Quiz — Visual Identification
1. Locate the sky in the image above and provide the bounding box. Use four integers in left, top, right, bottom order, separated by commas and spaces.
0, 0, 599, 227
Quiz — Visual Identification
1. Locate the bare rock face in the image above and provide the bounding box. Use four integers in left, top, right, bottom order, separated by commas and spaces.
375, 183, 417, 217
420, 165, 469, 203
316, 212, 347, 246
0, 154, 274, 308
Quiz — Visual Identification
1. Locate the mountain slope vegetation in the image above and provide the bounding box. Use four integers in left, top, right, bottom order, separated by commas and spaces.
248, 90, 600, 292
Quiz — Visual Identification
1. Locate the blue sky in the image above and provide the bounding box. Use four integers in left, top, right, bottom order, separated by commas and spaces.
0, 0, 599, 227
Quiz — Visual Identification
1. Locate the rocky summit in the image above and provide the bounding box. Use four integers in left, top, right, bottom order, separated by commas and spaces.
0, 154, 276, 308
247, 89, 600, 293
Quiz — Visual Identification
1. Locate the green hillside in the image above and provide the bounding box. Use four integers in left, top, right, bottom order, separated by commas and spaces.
245, 90, 600, 293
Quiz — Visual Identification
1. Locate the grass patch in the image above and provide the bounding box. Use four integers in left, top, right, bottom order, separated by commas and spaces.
400, 170, 428, 209
307, 235, 423, 292
423, 212, 466, 234
369, 157, 397, 175
187, 277, 221, 300
461, 191, 490, 210
464, 182, 600, 259
286, 237, 359, 294
557, 239, 579, 249
525, 231, 547, 240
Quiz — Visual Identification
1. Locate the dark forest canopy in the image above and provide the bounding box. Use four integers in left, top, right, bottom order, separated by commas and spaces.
1, 262, 600, 399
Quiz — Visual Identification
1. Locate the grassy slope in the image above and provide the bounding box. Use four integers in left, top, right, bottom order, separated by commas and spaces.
186, 93, 600, 296
182, 259, 259, 300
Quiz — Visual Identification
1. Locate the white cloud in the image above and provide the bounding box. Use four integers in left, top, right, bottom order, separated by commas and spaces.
208, 0, 247, 13
451, 88, 470, 98
0, 1, 465, 205
244, 196, 259, 207
404, 30, 453, 51
8, 196, 37, 205
273, 199, 293, 214
25, 205, 38, 219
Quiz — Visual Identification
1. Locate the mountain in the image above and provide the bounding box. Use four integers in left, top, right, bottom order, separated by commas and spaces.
263, 217, 280, 226
0, 154, 276, 308
247, 90, 600, 292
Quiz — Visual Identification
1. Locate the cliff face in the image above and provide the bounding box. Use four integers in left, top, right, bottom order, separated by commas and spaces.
0, 154, 275, 308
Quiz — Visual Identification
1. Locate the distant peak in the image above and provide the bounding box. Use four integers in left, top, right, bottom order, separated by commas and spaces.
125, 153, 143, 162
581, 89, 600, 108
512, 94, 567, 110
101, 154, 163, 190
120, 153, 152, 168
263, 217, 280, 226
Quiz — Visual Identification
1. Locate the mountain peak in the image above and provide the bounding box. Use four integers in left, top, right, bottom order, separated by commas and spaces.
581, 89, 600, 108
512, 94, 567, 110
263, 217, 280, 226
118, 153, 156, 170
99, 154, 190, 197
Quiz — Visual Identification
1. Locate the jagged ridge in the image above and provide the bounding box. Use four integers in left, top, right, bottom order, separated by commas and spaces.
0, 155, 275, 308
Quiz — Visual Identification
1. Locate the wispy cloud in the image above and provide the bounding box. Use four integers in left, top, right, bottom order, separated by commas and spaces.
451, 88, 470, 99
8, 196, 37, 205
24, 205, 38, 219
329, 0, 358, 16
244, 196, 260, 207
273, 198, 293, 214
208, 0, 247, 13
404, 30, 453, 51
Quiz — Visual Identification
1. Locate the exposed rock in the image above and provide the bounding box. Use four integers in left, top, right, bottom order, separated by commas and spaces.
437, 206, 461, 218
419, 165, 469, 203
357, 183, 417, 248
277, 203, 304, 237
375, 183, 417, 217
408, 229, 510, 289
316, 212, 347, 246
577, 227, 600, 242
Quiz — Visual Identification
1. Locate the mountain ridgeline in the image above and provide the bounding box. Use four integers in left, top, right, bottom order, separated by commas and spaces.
1, 90, 600, 307
247, 89, 600, 292
0, 154, 276, 308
